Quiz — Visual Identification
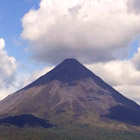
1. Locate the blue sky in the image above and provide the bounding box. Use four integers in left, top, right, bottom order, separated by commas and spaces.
0, 0, 41, 73
0, 0, 140, 104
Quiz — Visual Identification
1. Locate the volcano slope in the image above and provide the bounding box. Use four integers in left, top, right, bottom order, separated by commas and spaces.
0, 59, 140, 139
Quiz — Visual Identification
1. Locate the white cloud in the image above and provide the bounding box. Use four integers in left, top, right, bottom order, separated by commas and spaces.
114, 85, 140, 103
0, 38, 17, 99
21, 0, 140, 64
127, 0, 140, 13
132, 47, 140, 70
0, 38, 17, 87
17, 66, 53, 89
87, 60, 140, 86
0, 38, 5, 49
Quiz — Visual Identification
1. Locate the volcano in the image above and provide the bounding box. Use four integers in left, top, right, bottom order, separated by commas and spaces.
0, 58, 140, 127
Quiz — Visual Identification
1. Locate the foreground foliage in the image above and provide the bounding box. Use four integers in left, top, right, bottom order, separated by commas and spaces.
0, 123, 140, 140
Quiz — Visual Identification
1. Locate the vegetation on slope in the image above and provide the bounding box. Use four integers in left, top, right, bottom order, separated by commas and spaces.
0, 123, 140, 140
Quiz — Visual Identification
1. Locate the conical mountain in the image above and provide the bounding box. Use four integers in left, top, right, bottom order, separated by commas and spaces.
0, 58, 140, 127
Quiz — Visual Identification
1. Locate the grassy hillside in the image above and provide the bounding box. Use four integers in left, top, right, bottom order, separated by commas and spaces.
0, 123, 140, 140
